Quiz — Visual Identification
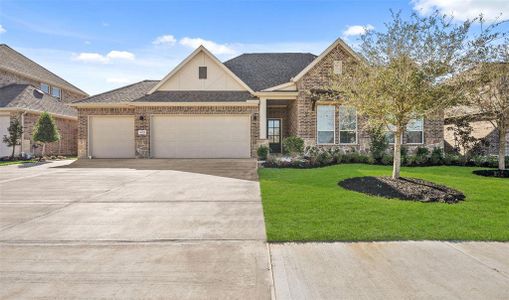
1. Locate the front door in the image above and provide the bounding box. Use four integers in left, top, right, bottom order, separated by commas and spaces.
267, 119, 282, 153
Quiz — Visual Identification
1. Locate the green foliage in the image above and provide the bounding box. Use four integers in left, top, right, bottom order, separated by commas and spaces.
430, 147, 444, 165
369, 126, 389, 163
381, 153, 393, 165
2, 117, 23, 159
282, 136, 304, 155
33, 112, 60, 144
257, 145, 269, 160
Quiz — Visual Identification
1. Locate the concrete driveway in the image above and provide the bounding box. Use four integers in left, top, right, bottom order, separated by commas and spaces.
0, 159, 272, 299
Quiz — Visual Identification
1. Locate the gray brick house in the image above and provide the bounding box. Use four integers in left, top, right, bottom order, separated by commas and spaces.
72, 39, 444, 159
0, 44, 88, 157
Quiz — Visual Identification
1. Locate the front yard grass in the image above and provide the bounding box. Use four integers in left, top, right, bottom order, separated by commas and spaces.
259, 164, 509, 242
0, 159, 36, 166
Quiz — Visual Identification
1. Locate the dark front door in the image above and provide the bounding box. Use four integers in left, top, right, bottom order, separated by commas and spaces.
268, 119, 282, 153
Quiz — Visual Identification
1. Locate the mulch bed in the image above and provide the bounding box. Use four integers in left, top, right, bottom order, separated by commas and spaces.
339, 176, 465, 204
472, 169, 509, 178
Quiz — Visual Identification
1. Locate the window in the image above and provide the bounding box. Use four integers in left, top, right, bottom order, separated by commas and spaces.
40, 83, 49, 94
405, 118, 424, 144
339, 106, 357, 144
333, 60, 343, 75
51, 86, 61, 99
317, 105, 335, 144
199, 66, 207, 79
385, 118, 424, 144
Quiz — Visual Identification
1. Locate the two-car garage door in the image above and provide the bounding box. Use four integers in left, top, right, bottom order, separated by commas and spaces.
151, 115, 250, 158
88, 115, 250, 158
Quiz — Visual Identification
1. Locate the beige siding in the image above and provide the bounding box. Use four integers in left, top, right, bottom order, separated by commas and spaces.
157, 51, 246, 91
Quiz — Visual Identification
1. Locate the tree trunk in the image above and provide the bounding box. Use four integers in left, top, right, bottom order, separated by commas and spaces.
499, 122, 506, 170
10, 144, 16, 160
42, 143, 46, 158
392, 129, 402, 179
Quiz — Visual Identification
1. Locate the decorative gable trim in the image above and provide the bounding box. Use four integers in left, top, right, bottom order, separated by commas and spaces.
148, 46, 255, 94
291, 38, 362, 83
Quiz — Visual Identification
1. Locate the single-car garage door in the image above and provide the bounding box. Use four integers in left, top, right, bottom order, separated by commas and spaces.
89, 116, 135, 158
151, 115, 251, 158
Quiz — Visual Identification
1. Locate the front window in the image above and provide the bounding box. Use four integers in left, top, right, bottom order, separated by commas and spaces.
317, 105, 335, 144
339, 106, 357, 144
385, 118, 424, 144
51, 86, 61, 99
40, 83, 49, 94
405, 118, 424, 144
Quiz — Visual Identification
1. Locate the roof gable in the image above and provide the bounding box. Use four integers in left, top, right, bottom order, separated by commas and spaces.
149, 46, 254, 94
291, 38, 362, 82
0, 44, 88, 96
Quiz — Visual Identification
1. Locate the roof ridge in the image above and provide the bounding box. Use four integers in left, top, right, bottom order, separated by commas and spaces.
0, 44, 88, 96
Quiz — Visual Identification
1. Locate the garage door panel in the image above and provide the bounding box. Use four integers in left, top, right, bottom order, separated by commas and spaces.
152, 115, 250, 158
0, 115, 12, 157
90, 116, 135, 158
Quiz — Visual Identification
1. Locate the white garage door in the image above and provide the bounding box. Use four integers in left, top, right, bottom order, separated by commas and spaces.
89, 116, 135, 158
151, 115, 251, 158
0, 115, 11, 158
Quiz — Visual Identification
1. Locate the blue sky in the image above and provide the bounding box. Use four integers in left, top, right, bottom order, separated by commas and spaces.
0, 0, 508, 95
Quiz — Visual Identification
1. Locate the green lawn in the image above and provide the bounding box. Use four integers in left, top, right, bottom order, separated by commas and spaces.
0, 160, 36, 166
259, 164, 509, 242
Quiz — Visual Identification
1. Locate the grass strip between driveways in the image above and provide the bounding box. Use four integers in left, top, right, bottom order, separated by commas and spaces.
0, 160, 36, 166
259, 164, 509, 242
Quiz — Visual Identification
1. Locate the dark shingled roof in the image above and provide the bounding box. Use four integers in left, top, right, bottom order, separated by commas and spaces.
224, 53, 317, 91
136, 91, 255, 102
0, 44, 88, 96
0, 84, 77, 117
74, 80, 159, 103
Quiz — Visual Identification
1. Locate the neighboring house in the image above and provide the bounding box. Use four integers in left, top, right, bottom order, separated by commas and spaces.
0, 44, 88, 158
444, 106, 509, 155
72, 39, 444, 159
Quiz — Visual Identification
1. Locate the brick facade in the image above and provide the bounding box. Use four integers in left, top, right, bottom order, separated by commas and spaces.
0, 69, 86, 103
8, 111, 78, 156
77, 106, 259, 158
289, 42, 444, 153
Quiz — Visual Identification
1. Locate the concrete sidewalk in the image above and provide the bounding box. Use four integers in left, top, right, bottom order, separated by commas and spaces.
270, 241, 509, 300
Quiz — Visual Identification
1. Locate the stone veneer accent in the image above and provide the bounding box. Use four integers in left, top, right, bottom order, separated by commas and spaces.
77, 106, 259, 158
8, 111, 78, 156
294, 43, 444, 153
0, 69, 86, 103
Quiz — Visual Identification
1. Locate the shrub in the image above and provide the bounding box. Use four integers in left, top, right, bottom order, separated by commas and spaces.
415, 147, 430, 165
282, 136, 304, 156
381, 153, 393, 165
443, 153, 462, 165
369, 126, 388, 163
257, 145, 269, 160
430, 147, 444, 165
400, 146, 409, 165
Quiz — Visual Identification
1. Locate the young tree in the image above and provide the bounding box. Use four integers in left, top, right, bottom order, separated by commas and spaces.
2, 117, 23, 159
329, 11, 475, 179
461, 33, 508, 170
32, 112, 60, 157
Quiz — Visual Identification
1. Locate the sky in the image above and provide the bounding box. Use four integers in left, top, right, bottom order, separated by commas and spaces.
0, 0, 508, 95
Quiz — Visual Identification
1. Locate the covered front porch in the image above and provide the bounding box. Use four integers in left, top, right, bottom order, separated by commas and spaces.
259, 98, 297, 154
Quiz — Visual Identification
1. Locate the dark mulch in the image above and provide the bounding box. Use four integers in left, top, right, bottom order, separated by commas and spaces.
472, 169, 509, 178
339, 176, 465, 204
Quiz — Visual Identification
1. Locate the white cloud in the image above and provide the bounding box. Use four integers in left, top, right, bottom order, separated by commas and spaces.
412, 0, 509, 22
179, 37, 236, 55
343, 24, 374, 37
153, 35, 177, 46
74, 52, 109, 63
0, 25, 6, 34
106, 50, 135, 60
73, 50, 135, 64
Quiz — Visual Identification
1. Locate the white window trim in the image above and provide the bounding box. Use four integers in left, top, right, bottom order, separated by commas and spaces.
316, 105, 336, 145
338, 106, 358, 145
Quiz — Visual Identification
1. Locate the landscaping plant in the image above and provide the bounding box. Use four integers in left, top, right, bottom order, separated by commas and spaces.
282, 136, 304, 156
33, 112, 60, 157
257, 145, 269, 160
2, 117, 23, 160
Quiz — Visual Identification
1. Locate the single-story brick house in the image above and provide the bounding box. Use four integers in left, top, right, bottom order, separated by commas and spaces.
72, 39, 444, 159
0, 44, 88, 158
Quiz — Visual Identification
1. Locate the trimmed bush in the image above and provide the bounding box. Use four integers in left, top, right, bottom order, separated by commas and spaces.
430, 147, 444, 165
257, 145, 269, 160
282, 136, 304, 156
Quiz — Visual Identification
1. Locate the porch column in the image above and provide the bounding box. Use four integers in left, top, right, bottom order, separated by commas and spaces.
259, 97, 267, 139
